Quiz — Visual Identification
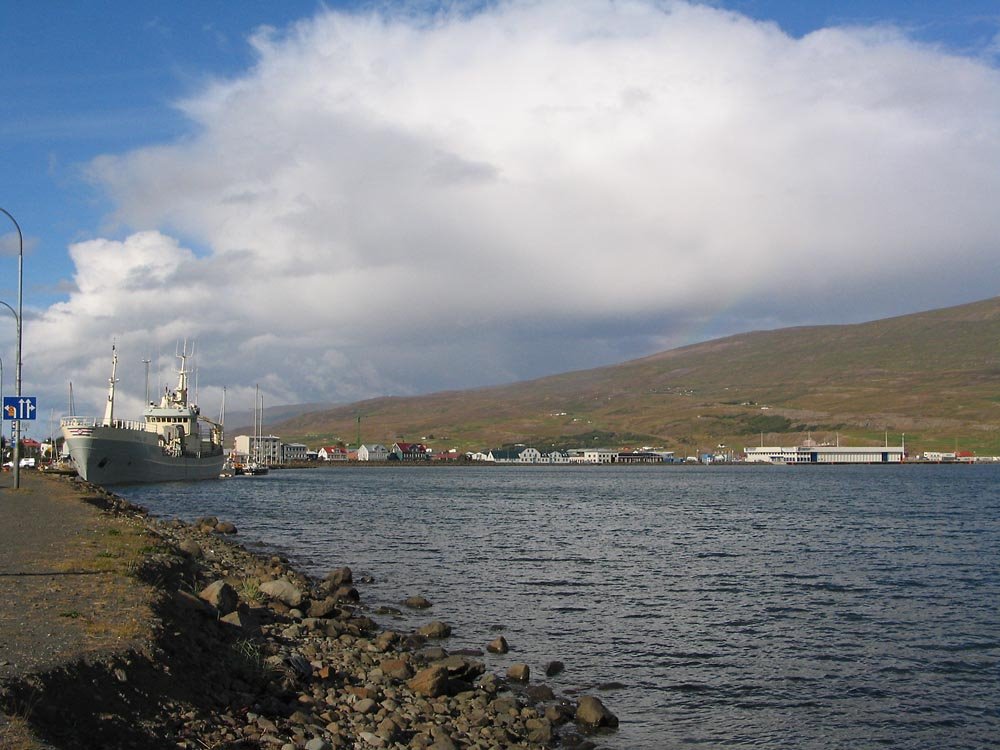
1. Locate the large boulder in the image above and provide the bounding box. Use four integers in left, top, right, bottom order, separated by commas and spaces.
307, 596, 340, 619
487, 636, 509, 654
324, 567, 353, 586
506, 663, 530, 682
199, 580, 239, 615
408, 664, 450, 697
417, 621, 452, 639
575, 695, 619, 728
259, 578, 303, 607
177, 539, 203, 558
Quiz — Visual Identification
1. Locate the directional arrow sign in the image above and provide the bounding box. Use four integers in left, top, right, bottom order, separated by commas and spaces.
2, 396, 37, 420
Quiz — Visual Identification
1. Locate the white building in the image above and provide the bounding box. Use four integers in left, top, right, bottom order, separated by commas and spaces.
318, 446, 348, 461
234, 434, 283, 465
488, 447, 544, 463
357, 444, 389, 461
582, 449, 618, 464
744, 445, 905, 464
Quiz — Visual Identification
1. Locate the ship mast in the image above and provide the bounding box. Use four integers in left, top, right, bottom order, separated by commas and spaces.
102, 345, 118, 426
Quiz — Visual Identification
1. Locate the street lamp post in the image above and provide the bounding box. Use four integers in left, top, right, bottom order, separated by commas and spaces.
0, 354, 4, 464
0, 300, 20, 487
0, 208, 23, 489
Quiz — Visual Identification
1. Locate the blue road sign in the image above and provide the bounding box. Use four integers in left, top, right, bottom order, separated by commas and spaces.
2, 396, 37, 420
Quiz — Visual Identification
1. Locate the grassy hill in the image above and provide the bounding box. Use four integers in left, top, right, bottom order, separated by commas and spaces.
272, 296, 1000, 457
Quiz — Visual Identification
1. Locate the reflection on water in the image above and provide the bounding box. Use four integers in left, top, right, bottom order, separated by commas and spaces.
122, 464, 1000, 749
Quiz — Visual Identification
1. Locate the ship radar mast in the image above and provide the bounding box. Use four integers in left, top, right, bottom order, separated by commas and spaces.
102, 344, 118, 426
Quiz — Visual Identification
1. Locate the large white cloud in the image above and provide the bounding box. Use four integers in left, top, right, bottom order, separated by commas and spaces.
22, 0, 1000, 419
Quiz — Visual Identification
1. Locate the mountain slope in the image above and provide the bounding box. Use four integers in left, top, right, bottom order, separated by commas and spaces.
273, 296, 1000, 455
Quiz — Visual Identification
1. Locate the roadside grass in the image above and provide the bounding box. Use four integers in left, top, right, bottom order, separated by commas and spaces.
49, 518, 160, 650
0, 712, 40, 750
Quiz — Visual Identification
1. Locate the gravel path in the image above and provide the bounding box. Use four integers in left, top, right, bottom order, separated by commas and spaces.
0, 470, 119, 679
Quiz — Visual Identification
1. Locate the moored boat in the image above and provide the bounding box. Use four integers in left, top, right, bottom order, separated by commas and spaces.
60, 345, 225, 485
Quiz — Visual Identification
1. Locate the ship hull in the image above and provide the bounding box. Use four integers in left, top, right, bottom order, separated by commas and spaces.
63, 425, 224, 485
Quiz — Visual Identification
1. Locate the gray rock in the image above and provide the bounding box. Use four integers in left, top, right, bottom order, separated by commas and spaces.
408, 664, 449, 697
380, 657, 413, 680
214, 521, 237, 534
333, 585, 360, 602
259, 577, 303, 607
545, 660, 565, 677
304, 739, 331, 750
575, 695, 619, 728
374, 630, 399, 652
199, 580, 239, 615
404, 595, 432, 609
525, 717, 554, 744
307, 596, 340, 619
324, 566, 353, 586
177, 539, 203, 558
507, 663, 530, 682
486, 636, 509, 654
526, 684, 555, 702
417, 621, 452, 639
417, 646, 448, 661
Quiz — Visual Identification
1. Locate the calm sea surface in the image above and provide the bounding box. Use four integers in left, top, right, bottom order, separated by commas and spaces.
119, 464, 1000, 749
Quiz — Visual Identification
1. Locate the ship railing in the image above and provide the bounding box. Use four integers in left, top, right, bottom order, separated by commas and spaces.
59, 416, 146, 431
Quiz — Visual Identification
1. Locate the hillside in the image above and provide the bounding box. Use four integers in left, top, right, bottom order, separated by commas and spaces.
271, 297, 1000, 456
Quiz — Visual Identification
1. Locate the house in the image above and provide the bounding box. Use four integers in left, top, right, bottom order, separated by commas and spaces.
357, 444, 389, 462
318, 446, 349, 461
390, 442, 430, 461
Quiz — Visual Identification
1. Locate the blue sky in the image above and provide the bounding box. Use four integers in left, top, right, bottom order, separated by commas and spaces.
2, 0, 999, 434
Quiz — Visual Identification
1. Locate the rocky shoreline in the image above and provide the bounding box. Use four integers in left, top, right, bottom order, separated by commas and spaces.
4, 477, 618, 749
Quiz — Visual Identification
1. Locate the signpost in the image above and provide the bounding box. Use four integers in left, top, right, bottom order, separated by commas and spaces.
3, 397, 35, 473
3, 396, 36, 421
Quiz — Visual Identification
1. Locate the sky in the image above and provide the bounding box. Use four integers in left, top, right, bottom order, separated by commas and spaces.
2, 0, 999, 436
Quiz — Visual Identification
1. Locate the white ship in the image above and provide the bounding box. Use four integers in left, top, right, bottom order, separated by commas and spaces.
61, 345, 225, 485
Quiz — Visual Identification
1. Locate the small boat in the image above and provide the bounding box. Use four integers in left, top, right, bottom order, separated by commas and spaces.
60, 344, 225, 485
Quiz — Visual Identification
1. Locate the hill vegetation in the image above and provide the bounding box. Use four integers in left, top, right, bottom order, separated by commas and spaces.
271, 296, 1000, 457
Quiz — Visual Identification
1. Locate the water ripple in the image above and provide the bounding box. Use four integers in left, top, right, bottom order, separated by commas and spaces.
122, 463, 1000, 750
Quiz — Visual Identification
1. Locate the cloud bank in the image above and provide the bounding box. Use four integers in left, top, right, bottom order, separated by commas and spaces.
22, 0, 1000, 418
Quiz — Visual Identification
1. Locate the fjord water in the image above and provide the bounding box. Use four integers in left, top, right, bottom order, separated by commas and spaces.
122, 464, 1000, 749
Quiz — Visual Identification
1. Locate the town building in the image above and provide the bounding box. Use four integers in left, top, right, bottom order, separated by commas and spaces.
234, 434, 283, 465
743, 444, 905, 464
282, 442, 308, 463
357, 444, 389, 461
318, 446, 348, 461
390, 442, 431, 460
